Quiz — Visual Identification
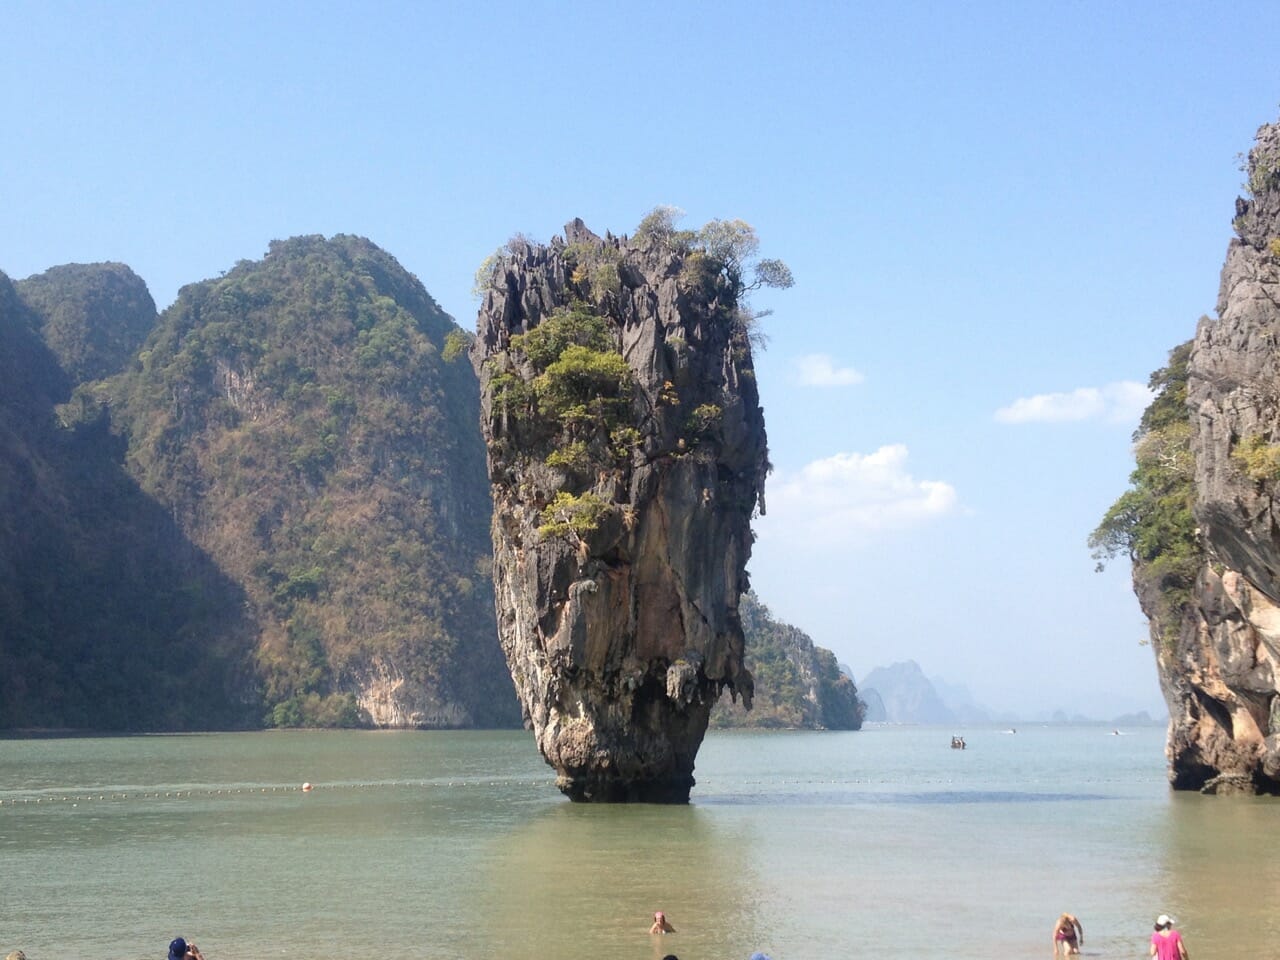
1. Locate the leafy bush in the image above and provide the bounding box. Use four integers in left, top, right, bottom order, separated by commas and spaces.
687, 403, 722, 436
1089, 341, 1201, 642
533, 345, 632, 421
546, 440, 593, 475
442, 328, 470, 362
538, 491, 612, 539
1232, 433, 1280, 482
511, 301, 615, 369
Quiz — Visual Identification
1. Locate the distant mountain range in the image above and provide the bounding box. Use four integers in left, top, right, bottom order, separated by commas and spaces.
849, 659, 1164, 725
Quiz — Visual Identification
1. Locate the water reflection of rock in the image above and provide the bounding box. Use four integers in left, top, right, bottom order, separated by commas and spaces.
1157, 794, 1280, 956
474, 802, 762, 960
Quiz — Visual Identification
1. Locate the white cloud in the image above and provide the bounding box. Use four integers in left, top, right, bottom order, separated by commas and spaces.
759, 445, 959, 546
994, 381, 1153, 425
794, 353, 864, 387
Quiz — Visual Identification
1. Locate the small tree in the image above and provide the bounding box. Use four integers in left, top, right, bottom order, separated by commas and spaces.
632, 207, 793, 347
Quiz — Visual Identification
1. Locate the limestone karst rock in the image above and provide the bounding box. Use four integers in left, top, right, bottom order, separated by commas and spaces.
472, 219, 769, 801
17, 263, 157, 383
101, 236, 519, 730
1157, 119, 1280, 792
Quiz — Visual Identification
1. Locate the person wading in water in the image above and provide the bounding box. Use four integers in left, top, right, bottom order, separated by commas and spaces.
1053, 913, 1083, 958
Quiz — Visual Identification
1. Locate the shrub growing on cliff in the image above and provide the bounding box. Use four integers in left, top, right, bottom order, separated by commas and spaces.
533, 345, 632, 430
565, 244, 623, 304
1232, 433, 1280, 482
1089, 341, 1201, 642
633, 206, 794, 301
538, 491, 612, 540
442, 329, 470, 362
510, 302, 615, 369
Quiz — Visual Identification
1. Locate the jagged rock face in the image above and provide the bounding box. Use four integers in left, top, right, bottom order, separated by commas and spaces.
350, 656, 470, 728
1174, 120, 1280, 792
472, 220, 767, 801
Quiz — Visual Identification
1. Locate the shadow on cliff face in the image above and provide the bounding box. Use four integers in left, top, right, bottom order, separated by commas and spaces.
472, 801, 763, 959
0, 272, 257, 730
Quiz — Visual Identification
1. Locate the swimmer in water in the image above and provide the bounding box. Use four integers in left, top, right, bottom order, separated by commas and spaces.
650, 911, 675, 934
1053, 913, 1083, 958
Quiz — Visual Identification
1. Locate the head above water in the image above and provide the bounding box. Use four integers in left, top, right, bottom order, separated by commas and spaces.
168, 939, 187, 960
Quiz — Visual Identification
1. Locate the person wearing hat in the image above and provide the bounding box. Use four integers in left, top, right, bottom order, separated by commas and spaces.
1149, 914, 1188, 960
168, 938, 204, 960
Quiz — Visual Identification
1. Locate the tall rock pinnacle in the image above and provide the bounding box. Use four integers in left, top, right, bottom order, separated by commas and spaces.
1108, 118, 1280, 794
1163, 119, 1280, 793
472, 217, 772, 801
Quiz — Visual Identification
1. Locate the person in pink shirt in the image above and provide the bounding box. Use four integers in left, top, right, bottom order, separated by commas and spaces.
1149, 914, 1188, 960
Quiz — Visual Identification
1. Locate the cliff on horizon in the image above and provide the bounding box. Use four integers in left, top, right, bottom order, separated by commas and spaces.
1094, 116, 1280, 794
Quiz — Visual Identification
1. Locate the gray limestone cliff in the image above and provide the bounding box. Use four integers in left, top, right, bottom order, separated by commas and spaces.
472, 219, 770, 801
1156, 120, 1280, 793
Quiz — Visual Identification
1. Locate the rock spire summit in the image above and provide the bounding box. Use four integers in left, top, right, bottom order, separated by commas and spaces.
472, 217, 772, 801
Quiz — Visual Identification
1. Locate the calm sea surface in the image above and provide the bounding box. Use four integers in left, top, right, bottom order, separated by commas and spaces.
2, 724, 1276, 960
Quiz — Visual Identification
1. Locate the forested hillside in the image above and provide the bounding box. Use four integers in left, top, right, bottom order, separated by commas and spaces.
711, 592, 865, 729
99, 236, 519, 728
0, 267, 254, 730
18, 263, 156, 383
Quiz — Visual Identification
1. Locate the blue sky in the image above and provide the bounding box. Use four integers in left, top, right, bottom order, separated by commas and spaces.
3, 0, 1274, 719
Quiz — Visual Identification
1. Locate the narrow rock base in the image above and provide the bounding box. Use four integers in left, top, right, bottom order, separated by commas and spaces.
558, 773, 696, 804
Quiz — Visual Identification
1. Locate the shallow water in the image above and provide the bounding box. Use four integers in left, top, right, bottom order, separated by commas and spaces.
1, 724, 1273, 960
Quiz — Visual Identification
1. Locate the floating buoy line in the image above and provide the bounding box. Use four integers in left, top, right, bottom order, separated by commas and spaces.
0, 770, 1153, 807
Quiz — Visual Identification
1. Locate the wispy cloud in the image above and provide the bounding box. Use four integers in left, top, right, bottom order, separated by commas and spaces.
759, 445, 959, 546
994, 381, 1153, 425
794, 353, 864, 387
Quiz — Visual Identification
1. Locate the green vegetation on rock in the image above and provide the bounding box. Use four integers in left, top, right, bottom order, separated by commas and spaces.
104, 235, 517, 727
0, 269, 254, 731
711, 592, 864, 729
1089, 341, 1201, 643
1231, 433, 1280, 482
17, 263, 156, 384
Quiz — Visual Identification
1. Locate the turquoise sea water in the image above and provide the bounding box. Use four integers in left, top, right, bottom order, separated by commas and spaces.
2, 724, 1276, 960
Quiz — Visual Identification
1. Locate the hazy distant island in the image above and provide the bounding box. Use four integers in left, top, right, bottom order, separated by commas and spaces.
857, 659, 1164, 726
